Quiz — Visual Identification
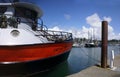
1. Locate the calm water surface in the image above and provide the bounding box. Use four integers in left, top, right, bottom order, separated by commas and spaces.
30, 45, 120, 77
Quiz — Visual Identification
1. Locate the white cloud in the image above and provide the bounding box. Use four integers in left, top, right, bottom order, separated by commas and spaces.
64, 14, 71, 20
49, 13, 120, 40
48, 26, 63, 31
86, 13, 101, 28
85, 13, 119, 40
103, 16, 112, 23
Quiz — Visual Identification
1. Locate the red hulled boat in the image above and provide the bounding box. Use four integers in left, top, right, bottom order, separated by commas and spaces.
0, 1, 73, 75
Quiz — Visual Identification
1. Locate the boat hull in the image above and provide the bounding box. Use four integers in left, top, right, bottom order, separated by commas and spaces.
0, 50, 70, 76
0, 41, 73, 76
0, 42, 72, 62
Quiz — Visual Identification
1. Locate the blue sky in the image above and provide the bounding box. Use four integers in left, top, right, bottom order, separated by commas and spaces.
35, 0, 120, 39
3, 0, 120, 39
35, 0, 119, 27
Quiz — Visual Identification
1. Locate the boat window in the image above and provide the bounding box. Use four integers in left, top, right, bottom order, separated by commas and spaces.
14, 7, 37, 20
0, 7, 7, 15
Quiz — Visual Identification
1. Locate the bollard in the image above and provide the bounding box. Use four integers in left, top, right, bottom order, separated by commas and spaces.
110, 50, 114, 69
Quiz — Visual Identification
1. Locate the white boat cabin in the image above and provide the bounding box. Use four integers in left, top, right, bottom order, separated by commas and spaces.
0, 2, 72, 45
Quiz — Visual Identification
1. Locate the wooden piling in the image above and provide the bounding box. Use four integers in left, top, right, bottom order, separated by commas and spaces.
101, 21, 108, 68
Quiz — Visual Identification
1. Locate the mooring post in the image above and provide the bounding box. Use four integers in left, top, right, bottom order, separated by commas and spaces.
110, 50, 115, 69
101, 21, 108, 68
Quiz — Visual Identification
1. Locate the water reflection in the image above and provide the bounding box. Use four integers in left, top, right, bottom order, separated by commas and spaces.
29, 61, 69, 77
68, 47, 101, 74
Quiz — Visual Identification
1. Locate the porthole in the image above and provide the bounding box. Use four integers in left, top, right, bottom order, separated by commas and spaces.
10, 30, 20, 37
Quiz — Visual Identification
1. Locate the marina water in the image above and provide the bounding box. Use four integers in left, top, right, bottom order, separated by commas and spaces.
32, 45, 120, 77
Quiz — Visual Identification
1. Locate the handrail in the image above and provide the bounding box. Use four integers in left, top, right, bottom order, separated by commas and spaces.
36, 30, 73, 42
36, 19, 73, 41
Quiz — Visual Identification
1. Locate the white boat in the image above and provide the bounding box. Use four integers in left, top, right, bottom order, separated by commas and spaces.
0, 1, 73, 75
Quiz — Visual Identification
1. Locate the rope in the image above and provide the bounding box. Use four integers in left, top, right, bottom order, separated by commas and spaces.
80, 47, 101, 62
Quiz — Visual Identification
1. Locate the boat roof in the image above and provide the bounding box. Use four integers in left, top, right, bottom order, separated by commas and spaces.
0, 2, 43, 18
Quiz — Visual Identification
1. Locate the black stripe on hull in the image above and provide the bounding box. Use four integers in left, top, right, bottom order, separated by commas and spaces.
0, 50, 71, 76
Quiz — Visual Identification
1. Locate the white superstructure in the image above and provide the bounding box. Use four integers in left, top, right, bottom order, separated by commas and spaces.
0, 2, 52, 45
0, 2, 72, 45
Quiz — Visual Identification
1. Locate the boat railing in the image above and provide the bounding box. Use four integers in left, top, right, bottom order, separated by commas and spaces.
36, 20, 73, 42
36, 30, 73, 42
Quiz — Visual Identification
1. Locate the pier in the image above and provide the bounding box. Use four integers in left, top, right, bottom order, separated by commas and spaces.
67, 55, 120, 77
